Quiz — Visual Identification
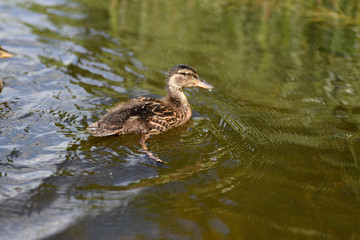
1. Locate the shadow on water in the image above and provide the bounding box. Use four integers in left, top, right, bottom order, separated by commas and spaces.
1, 0, 360, 239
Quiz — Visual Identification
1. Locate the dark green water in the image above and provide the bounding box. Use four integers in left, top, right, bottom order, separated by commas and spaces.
1, 0, 360, 239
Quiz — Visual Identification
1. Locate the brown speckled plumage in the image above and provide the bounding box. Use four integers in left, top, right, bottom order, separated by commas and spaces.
88, 64, 213, 151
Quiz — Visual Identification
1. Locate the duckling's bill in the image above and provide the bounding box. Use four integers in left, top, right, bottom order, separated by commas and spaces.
195, 78, 214, 91
0, 47, 13, 58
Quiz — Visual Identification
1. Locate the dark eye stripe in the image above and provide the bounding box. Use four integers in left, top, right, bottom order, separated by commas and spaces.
180, 72, 198, 78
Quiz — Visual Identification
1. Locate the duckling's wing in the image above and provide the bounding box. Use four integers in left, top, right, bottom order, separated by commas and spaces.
88, 98, 159, 137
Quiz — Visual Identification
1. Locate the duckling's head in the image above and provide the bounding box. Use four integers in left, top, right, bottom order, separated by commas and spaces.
167, 64, 213, 91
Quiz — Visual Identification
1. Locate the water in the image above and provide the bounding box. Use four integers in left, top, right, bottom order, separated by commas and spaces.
1, 0, 360, 239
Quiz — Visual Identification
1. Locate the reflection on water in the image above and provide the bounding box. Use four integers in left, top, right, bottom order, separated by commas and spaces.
0, 0, 360, 239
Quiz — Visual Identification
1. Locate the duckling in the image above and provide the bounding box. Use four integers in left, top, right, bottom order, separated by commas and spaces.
0, 46, 13, 58
0, 46, 12, 91
88, 64, 213, 152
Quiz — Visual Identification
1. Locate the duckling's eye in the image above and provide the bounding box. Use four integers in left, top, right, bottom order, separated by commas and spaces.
180, 72, 190, 77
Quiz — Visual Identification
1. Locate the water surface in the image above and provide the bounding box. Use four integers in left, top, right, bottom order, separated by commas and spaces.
1, 0, 360, 239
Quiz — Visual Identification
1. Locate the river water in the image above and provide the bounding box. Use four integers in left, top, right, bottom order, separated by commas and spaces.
1, 0, 360, 239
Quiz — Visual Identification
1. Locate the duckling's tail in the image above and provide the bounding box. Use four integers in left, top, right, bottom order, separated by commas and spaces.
87, 122, 119, 137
